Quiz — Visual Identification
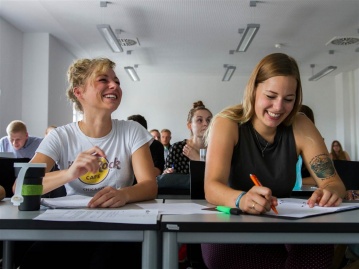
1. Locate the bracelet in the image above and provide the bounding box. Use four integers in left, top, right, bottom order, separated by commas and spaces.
235, 191, 247, 208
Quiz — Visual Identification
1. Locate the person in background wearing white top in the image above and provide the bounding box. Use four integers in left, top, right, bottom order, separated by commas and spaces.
16, 58, 157, 269
0, 120, 42, 159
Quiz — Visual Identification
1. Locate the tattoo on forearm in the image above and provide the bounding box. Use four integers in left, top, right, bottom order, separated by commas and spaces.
309, 154, 335, 180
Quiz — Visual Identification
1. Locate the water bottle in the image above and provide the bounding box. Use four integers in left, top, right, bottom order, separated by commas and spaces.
293, 155, 303, 191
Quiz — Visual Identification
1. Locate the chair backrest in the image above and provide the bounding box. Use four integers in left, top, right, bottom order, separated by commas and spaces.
333, 160, 359, 190
189, 160, 205, 199
0, 157, 30, 197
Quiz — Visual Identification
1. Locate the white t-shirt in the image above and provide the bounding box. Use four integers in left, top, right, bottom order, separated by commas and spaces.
36, 119, 152, 196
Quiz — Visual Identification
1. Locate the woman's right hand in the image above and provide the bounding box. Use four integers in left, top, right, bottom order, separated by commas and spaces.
240, 186, 276, 214
162, 167, 175, 174
67, 146, 106, 180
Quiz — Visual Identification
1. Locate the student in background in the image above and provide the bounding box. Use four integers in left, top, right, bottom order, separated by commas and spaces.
161, 100, 212, 263
127, 114, 165, 177
18, 58, 157, 269
330, 140, 351, 161
202, 53, 346, 269
163, 101, 212, 175
0, 120, 42, 159
45, 125, 57, 136
150, 129, 161, 140
161, 128, 172, 160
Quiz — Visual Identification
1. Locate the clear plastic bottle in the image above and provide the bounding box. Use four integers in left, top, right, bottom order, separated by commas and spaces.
293, 155, 303, 191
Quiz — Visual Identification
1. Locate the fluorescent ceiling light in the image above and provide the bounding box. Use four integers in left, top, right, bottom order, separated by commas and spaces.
124, 66, 140, 81
236, 24, 260, 52
222, 65, 236, 81
97, 24, 123, 53
308, 66, 337, 81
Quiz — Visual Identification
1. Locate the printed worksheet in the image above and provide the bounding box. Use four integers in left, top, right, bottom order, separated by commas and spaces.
265, 198, 359, 219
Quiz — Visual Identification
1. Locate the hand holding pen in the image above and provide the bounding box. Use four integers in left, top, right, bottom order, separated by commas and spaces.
163, 164, 175, 174
249, 174, 278, 214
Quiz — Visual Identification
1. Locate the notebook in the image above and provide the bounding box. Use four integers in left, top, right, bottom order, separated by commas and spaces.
264, 198, 359, 219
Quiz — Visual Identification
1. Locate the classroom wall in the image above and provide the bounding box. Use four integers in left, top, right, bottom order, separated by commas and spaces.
1, 17, 358, 160
0, 17, 23, 135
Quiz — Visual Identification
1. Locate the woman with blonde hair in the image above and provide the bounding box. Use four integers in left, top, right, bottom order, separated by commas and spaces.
202, 53, 346, 269
18, 58, 157, 269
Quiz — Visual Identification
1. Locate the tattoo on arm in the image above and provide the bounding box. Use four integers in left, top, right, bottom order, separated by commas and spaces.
309, 154, 335, 181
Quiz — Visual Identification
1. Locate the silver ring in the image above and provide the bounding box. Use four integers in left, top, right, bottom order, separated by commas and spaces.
251, 203, 255, 209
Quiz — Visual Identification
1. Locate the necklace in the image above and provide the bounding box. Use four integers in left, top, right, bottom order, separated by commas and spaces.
252, 125, 269, 157
78, 121, 100, 148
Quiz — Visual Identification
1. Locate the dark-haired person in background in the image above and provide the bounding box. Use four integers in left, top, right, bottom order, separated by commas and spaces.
330, 140, 351, 161
127, 114, 165, 177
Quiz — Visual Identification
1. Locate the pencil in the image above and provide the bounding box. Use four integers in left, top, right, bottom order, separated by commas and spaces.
249, 174, 279, 214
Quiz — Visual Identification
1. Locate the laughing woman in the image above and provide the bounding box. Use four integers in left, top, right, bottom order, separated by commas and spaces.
17, 58, 157, 269
202, 53, 346, 269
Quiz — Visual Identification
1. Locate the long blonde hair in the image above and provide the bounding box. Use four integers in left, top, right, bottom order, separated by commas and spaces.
205, 53, 302, 144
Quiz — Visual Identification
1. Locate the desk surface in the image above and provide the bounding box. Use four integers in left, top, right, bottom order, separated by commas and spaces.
162, 199, 359, 233
161, 199, 359, 269
0, 198, 162, 269
0, 198, 161, 230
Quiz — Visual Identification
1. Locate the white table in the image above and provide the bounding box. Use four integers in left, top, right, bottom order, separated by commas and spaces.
161, 199, 359, 269
0, 199, 161, 269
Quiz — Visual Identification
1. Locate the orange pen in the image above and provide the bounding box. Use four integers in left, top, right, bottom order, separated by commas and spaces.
249, 174, 279, 214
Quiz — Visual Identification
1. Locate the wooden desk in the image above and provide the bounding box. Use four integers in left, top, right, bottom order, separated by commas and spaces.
0, 199, 161, 269
161, 199, 359, 269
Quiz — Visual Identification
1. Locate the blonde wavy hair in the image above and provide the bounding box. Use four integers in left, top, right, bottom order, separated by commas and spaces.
66, 58, 116, 112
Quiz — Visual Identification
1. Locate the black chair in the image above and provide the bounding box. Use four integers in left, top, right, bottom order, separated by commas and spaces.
156, 173, 190, 199
0, 157, 66, 199
187, 161, 207, 268
189, 160, 206, 199
333, 160, 359, 190
0, 157, 30, 197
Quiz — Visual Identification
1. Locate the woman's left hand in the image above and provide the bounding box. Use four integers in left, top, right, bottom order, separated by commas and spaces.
307, 188, 342, 207
88, 186, 127, 208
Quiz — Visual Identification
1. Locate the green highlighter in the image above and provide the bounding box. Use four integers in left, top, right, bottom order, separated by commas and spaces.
216, 206, 242, 215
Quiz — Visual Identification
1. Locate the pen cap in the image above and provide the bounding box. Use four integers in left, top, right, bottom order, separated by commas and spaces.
216, 206, 231, 214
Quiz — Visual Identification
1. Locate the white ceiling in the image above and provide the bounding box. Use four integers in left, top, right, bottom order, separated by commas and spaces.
0, 0, 358, 79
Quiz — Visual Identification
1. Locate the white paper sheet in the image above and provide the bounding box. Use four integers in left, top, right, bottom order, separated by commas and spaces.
41, 195, 92, 208
137, 202, 218, 215
34, 209, 158, 224
265, 198, 359, 219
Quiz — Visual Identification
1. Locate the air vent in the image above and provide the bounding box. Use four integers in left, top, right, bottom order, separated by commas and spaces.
118, 38, 139, 47
326, 36, 359, 46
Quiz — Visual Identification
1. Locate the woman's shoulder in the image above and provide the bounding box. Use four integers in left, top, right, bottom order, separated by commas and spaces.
112, 119, 142, 130
172, 140, 187, 147
292, 113, 316, 133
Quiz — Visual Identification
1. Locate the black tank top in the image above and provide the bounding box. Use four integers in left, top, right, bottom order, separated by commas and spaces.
229, 121, 297, 197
